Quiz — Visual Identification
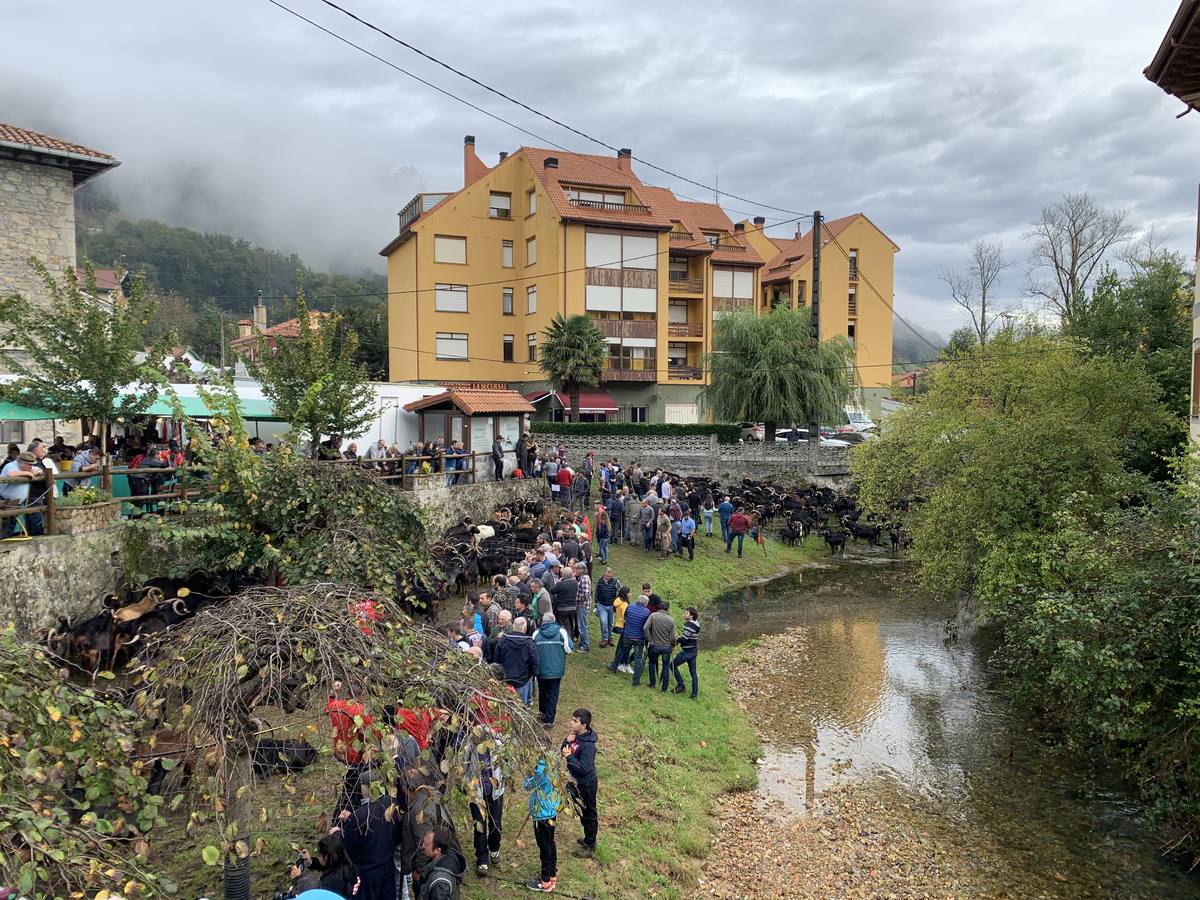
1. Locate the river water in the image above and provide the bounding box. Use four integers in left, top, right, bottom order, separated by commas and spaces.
701, 555, 1199, 898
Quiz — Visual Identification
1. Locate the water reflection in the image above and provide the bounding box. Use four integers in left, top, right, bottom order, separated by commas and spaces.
704, 559, 1200, 897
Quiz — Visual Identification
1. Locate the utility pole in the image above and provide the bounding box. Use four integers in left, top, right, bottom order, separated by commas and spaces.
808, 211, 823, 470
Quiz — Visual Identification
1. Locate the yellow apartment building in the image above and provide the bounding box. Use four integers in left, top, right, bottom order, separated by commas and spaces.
381, 136, 898, 422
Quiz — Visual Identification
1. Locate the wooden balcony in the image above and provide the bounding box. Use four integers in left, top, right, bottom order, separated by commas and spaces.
668, 365, 703, 380
593, 318, 657, 339
668, 277, 704, 294
668, 322, 704, 338
605, 364, 657, 382
569, 197, 650, 214
713, 243, 747, 253
670, 231, 697, 242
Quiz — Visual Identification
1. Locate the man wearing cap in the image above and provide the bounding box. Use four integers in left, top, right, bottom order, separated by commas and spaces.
0, 452, 43, 538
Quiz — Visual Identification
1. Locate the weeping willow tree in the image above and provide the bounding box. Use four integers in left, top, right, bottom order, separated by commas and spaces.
703, 307, 857, 450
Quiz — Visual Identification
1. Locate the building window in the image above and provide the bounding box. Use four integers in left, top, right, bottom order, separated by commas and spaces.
435, 332, 468, 359
796, 280, 807, 306
847, 321, 856, 349
668, 299, 688, 323
434, 283, 468, 312
527, 333, 537, 362
527, 189, 537, 215
526, 236, 537, 266
434, 235, 467, 264
502, 240, 513, 268
527, 285, 537, 314
628, 406, 648, 423
848, 248, 859, 280
489, 192, 511, 219
503, 334, 514, 362
848, 285, 857, 317
712, 268, 753, 315
667, 342, 688, 366
502, 287, 514, 315
669, 256, 688, 281
565, 187, 626, 205
0, 420, 23, 443
703, 232, 720, 247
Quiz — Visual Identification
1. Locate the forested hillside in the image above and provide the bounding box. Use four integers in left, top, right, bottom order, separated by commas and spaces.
74, 198, 387, 376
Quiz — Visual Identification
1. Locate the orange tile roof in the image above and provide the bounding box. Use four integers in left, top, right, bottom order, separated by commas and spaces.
228, 311, 330, 347
0, 122, 116, 161
404, 384, 535, 416
76, 267, 121, 292
521, 147, 675, 230
759, 214, 864, 283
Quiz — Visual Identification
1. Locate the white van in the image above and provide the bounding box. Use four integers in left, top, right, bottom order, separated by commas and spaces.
840, 407, 876, 433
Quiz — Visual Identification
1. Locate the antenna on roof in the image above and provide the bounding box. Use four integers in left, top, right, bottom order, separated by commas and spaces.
714, 174, 719, 206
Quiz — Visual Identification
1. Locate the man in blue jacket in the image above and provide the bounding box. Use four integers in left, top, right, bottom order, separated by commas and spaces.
561, 708, 599, 857
717, 495, 735, 546
621, 589, 652, 687
534, 612, 572, 727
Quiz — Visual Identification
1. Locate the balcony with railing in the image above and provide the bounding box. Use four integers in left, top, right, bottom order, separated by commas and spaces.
712, 297, 755, 316
712, 242, 747, 253
398, 192, 452, 231
569, 197, 651, 214
605, 361, 657, 382
668, 276, 704, 294
668, 365, 703, 381
668, 321, 704, 338
592, 318, 657, 340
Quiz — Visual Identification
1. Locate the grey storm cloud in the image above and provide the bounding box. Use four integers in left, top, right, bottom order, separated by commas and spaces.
2, 0, 1195, 331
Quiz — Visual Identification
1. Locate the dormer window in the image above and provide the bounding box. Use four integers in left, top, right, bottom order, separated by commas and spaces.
566, 187, 626, 205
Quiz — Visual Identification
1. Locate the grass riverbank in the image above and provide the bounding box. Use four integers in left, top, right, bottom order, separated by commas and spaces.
149, 531, 821, 898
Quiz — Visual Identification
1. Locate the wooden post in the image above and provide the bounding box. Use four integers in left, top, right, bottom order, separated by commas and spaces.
43, 466, 56, 536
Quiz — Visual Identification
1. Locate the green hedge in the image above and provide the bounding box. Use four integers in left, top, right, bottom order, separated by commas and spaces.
530, 421, 741, 444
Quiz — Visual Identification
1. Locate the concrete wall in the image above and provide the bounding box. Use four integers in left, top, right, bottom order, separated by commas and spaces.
532, 430, 850, 480
403, 474, 547, 535
0, 159, 76, 312
0, 524, 123, 636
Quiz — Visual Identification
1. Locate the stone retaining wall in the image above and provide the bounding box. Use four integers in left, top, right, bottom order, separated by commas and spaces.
0, 524, 124, 636
402, 475, 547, 535
533, 431, 851, 480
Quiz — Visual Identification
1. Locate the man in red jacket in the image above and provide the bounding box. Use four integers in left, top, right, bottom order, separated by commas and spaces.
726, 506, 751, 558
325, 684, 381, 818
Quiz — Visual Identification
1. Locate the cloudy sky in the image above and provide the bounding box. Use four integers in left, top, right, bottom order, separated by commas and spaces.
3, 0, 1195, 335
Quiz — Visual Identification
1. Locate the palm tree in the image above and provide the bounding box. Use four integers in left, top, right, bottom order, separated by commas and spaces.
703, 306, 857, 447
539, 314, 609, 423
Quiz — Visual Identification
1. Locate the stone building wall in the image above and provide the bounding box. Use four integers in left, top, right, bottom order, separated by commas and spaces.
0, 523, 124, 637
0, 159, 77, 310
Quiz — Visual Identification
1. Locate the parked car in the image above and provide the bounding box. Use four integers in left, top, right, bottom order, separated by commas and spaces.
774, 429, 851, 448
839, 407, 877, 433
739, 422, 766, 441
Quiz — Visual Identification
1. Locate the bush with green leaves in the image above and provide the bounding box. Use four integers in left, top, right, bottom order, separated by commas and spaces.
0, 625, 171, 898
56, 486, 112, 508
125, 385, 432, 599
530, 421, 741, 443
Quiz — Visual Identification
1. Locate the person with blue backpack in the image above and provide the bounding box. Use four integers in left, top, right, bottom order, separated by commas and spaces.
523, 755, 564, 893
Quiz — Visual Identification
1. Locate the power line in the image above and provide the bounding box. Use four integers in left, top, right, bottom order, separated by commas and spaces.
270, 0, 811, 218
128, 212, 808, 306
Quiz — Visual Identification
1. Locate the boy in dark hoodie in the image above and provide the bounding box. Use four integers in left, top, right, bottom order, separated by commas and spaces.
416, 824, 467, 900
561, 708, 599, 856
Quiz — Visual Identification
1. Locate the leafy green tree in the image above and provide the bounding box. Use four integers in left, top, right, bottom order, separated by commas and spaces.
0, 625, 170, 898
941, 326, 979, 359
703, 306, 856, 438
0, 261, 168, 486
852, 333, 1165, 600
242, 293, 374, 456
339, 299, 388, 379
1066, 255, 1193, 478
539, 314, 608, 423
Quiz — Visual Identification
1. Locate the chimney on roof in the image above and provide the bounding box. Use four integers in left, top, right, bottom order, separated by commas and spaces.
734, 222, 745, 232
498, 151, 508, 161
753, 216, 765, 227
796, 222, 804, 239
544, 157, 559, 169
253, 292, 267, 332
463, 134, 488, 187
617, 148, 632, 174
238, 319, 253, 340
